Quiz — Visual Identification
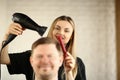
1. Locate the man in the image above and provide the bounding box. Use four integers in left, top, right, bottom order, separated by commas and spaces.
29, 37, 63, 80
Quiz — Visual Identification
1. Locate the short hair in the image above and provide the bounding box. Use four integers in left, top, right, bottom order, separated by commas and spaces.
31, 37, 62, 56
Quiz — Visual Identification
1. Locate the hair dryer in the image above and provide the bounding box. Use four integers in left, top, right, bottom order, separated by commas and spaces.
1, 13, 47, 49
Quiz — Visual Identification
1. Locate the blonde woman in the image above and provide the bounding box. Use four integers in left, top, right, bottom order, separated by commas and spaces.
1, 15, 86, 80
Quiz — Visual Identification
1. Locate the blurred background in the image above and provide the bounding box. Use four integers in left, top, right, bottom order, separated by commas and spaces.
0, 0, 120, 80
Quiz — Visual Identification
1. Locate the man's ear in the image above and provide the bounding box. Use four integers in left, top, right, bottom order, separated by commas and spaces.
29, 56, 33, 66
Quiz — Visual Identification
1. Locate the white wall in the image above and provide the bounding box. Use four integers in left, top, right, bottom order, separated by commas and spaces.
0, 0, 116, 80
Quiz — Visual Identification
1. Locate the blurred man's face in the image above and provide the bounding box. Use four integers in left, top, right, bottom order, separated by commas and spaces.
30, 44, 63, 79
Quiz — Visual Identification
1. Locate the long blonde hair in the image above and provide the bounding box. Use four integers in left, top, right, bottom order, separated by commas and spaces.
47, 15, 77, 79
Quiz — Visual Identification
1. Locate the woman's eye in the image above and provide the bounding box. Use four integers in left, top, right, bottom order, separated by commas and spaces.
55, 27, 60, 30
65, 30, 70, 32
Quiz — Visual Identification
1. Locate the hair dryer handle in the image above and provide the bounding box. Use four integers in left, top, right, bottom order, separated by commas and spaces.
2, 34, 16, 49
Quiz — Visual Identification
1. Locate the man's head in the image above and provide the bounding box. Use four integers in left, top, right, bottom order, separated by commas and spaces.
30, 37, 63, 80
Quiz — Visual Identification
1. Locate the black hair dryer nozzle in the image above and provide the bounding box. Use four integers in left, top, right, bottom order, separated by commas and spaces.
2, 13, 47, 49
12, 13, 47, 36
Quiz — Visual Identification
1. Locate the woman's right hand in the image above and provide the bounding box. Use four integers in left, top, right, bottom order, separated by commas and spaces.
5, 22, 25, 37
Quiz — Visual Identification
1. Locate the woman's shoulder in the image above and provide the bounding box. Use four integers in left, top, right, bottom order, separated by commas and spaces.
76, 57, 83, 62
76, 57, 85, 67
24, 50, 31, 54
18, 50, 32, 56
9, 50, 32, 57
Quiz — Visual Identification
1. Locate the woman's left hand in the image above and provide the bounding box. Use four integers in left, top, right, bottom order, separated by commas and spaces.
64, 52, 76, 72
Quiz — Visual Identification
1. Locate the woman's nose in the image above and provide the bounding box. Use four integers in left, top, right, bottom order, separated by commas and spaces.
58, 30, 64, 35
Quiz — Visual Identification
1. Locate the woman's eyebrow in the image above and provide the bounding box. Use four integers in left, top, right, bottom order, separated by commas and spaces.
55, 25, 61, 27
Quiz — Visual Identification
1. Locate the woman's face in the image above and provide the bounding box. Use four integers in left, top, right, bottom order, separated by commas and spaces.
52, 21, 73, 45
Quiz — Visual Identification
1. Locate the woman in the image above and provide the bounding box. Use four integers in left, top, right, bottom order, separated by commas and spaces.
1, 15, 86, 80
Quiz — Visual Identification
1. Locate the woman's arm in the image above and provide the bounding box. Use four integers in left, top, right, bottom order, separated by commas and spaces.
64, 52, 76, 80
0, 23, 24, 64
66, 71, 74, 80
0, 33, 10, 64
